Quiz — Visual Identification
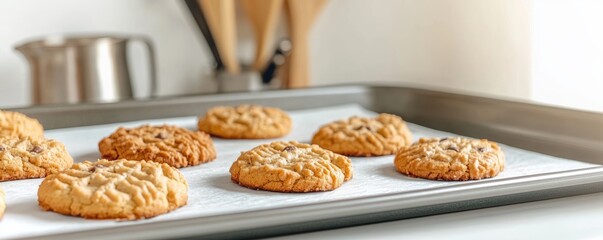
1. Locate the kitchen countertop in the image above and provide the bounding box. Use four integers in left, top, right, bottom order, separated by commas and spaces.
272, 192, 603, 240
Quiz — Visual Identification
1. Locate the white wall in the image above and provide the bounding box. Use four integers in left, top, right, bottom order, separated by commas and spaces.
0, 0, 532, 107
531, 0, 603, 111
312, 0, 531, 99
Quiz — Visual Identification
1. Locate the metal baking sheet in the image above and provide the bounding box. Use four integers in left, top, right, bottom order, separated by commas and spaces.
4, 85, 603, 239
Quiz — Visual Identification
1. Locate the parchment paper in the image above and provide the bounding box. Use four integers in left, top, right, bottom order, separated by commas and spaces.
0, 105, 597, 239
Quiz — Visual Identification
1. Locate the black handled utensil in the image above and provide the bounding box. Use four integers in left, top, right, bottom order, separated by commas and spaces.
262, 38, 292, 84
184, 0, 224, 70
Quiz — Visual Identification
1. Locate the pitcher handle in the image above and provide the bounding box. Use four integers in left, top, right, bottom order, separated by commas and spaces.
129, 36, 158, 97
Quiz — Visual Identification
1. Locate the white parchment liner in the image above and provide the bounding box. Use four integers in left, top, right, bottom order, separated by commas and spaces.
0, 105, 596, 239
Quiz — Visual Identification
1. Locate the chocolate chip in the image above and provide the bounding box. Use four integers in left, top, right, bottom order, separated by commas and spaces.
155, 132, 168, 139
477, 147, 485, 153
30, 146, 43, 153
446, 146, 459, 152
439, 138, 448, 142
283, 146, 296, 152
0, 146, 5, 151
91, 165, 106, 172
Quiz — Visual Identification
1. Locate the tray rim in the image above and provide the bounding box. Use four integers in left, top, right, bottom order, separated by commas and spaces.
10, 82, 603, 116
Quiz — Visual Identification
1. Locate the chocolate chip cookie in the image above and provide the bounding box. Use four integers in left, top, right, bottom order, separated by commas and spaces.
38, 159, 188, 220
0, 137, 73, 181
198, 105, 292, 139
230, 141, 353, 192
0, 110, 44, 139
99, 125, 216, 168
311, 113, 413, 156
394, 137, 505, 181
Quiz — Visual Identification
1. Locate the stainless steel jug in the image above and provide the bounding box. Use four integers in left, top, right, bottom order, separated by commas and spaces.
15, 35, 156, 104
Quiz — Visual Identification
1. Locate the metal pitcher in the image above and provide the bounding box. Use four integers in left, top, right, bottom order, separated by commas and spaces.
15, 35, 157, 104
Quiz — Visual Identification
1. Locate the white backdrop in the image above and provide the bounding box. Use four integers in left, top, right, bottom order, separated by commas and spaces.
2, 0, 597, 113
531, 0, 603, 111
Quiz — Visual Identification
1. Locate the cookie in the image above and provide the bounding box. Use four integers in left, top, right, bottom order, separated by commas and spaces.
311, 113, 413, 157
0, 185, 5, 219
0, 110, 44, 139
394, 137, 505, 181
230, 141, 353, 192
198, 105, 291, 139
99, 125, 216, 168
38, 159, 188, 220
0, 137, 73, 181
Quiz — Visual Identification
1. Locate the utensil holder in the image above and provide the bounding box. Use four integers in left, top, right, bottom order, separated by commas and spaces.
216, 68, 263, 93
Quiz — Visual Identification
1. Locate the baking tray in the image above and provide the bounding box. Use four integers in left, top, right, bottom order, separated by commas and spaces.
7, 84, 603, 239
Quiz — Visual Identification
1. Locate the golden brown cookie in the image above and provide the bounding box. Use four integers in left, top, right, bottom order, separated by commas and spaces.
0, 185, 5, 219
0, 137, 73, 182
230, 141, 353, 192
394, 137, 505, 181
99, 125, 216, 168
311, 114, 413, 157
38, 159, 188, 220
198, 105, 292, 139
0, 110, 44, 139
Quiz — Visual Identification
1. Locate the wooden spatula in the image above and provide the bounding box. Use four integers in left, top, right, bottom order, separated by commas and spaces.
241, 0, 284, 71
282, 0, 328, 88
199, 0, 240, 73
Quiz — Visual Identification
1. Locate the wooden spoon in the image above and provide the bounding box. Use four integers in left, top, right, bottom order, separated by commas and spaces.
241, 0, 284, 71
282, 0, 328, 88
199, 0, 240, 73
